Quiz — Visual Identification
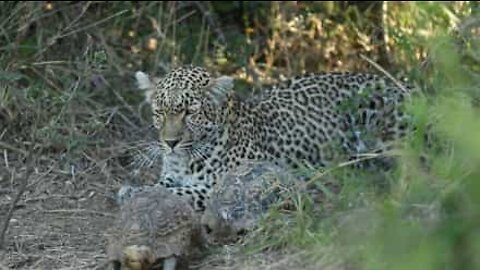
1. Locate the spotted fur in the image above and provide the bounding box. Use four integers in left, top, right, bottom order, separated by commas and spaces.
119, 65, 413, 212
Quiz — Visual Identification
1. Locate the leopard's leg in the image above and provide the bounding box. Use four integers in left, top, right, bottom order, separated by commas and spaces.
159, 171, 199, 188
167, 183, 212, 212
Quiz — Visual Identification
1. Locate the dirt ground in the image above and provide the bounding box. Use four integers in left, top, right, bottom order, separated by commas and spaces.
0, 154, 338, 270
0, 151, 304, 270
0, 101, 336, 270
0, 156, 120, 269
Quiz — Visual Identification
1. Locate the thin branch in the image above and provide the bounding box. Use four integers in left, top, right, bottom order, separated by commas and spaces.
193, 1, 226, 45
302, 149, 400, 188
360, 54, 410, 94
0, 147, 35, 249
0, 141, 27, 155
34, 8, 128, 58
0, 116, 38, 249
40, 209, 116, 217
57, 9, 128, 40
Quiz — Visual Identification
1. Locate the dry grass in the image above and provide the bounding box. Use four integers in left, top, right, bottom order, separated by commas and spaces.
1, 2, 478, 270
0, 93, 164, 269
0, 165, 339, 269
0, 157, 117, 269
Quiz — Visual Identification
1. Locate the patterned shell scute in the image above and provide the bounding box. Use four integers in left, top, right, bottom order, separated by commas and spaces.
208, 161, 297, 229
108, 187, 196, 260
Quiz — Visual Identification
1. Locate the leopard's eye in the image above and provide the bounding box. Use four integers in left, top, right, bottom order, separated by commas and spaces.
153, 108, 166, 117
154, 112, 165, 120
152, 109, 165, 129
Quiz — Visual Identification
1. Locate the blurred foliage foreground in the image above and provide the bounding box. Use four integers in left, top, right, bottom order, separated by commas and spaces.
1, 1, 480, 270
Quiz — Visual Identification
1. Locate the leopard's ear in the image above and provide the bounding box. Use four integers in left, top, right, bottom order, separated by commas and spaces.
205, 76, 234, 105
135, 71, 162, 104
135, 71, 155, 90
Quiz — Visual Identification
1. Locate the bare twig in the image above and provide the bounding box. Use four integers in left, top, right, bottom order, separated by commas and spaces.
303, 149, 400, 188
99, 81, 144, 129
58, 9, 128, 40
34, 8, 128, 58
193, 1, 226, 45
0, 114, 38, 249
27, 66, 63, 92
360, 54, 410, 94
0, 146, 36, 249
40, 209, 115, 217
0, 141, 27, 155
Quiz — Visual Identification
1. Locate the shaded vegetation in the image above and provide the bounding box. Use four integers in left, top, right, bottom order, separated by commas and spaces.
1, 1, 479, 269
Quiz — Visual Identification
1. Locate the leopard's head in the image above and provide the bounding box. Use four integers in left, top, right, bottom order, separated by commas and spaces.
136, 66, 234, 153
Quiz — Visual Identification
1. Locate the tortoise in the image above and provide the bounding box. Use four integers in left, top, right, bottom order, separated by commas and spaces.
107, 186, 199, 270
200, 161, 298, 245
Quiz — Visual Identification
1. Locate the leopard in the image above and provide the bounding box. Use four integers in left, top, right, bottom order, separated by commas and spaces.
117, 65, 413, 212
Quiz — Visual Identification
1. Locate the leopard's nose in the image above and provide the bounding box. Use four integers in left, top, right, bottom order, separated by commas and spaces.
165, 139, 181, 149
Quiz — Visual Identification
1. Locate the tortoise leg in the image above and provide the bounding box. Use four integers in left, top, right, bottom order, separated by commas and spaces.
111, 260, 121, 270
163, 257, 177, 270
